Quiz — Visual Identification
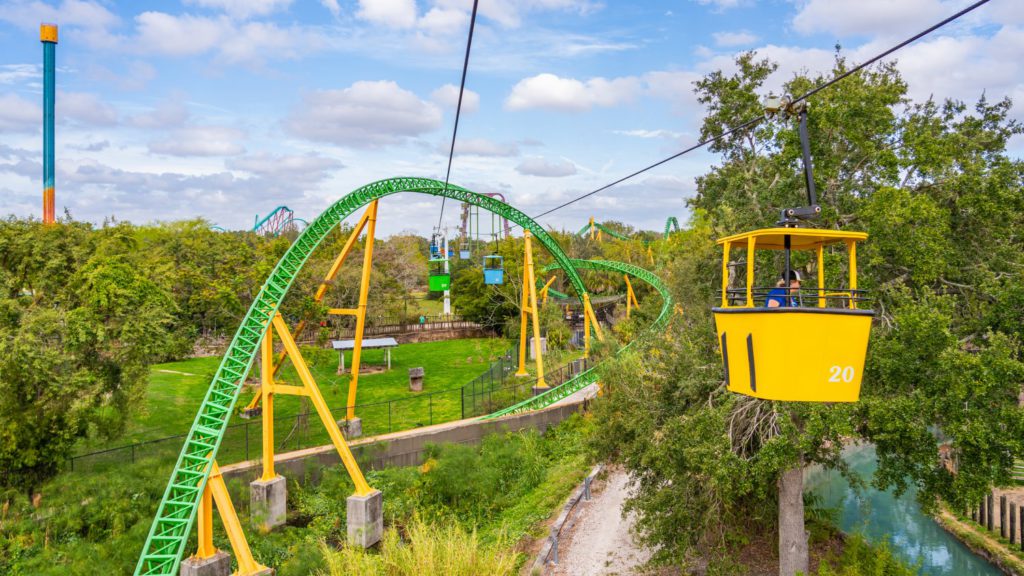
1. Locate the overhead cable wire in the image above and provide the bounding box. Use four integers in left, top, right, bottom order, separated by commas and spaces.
436, 0, 480, 233
524, 0, 992, 224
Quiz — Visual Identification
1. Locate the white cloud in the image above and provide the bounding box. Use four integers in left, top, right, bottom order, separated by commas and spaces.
713, 30, 759, 47
0, 64, 39, 85
418, 7, 468, 35
134, 12, 315, 64
70, 140, 110, 152
185, 0, 294, 19
694, 0, 746, 11
0, 0, 120, 48
436, 0, 600, 29
320, 0, 341, 17
0, 92, 40, 131
515, 156, 577, 177
130, 96, 190, 129
136, 12, 225, 56
614, 129, 684, 139
149, 126, 247, 157
505, 73, 641, 112
431, 84, 480, 113
357, 0, 417, 29
792, 0, 948, 38
59, 92, 118, 126
284, 80, 443, 147
444, 138, 519, 157
226, 152, 343, 185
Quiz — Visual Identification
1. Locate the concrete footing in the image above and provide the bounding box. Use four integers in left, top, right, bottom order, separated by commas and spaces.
180, 551, 232, 576
338, 417, 362, 439
347, 490, 383, 548
250, 476, 287, 531
532, 386, 550, 397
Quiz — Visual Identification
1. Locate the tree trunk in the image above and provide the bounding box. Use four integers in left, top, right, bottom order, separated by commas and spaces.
778, 465, 808, 576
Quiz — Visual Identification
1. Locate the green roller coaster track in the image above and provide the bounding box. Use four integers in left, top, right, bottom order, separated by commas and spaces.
577, 220, 630, 241
482, 259, 673, 420
665, 216, 679, 238
134, 177, 592, 576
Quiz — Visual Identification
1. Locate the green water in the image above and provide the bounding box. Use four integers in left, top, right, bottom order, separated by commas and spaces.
806, 444, 1002, 575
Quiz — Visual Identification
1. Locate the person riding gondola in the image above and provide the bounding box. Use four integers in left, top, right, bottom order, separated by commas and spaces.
766, 270, 801, 308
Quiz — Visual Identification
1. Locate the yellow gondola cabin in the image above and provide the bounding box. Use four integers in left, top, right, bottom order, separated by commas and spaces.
713, 228, 873, 402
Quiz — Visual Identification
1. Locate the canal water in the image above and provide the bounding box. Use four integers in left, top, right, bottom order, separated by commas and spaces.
805, 444, 1002, 575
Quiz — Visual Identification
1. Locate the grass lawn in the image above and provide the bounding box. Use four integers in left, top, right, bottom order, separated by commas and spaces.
407, 291, 447, 316
78, 338, 511, 455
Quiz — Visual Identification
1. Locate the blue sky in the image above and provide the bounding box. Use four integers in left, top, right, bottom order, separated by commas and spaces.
1, 0, 1022, 236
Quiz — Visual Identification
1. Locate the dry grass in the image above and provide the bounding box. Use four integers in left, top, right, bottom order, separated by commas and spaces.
319, 515, 519, 576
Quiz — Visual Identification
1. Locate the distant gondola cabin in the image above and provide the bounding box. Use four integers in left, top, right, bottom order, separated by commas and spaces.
713, 228, 873, 402
428, 258, 450, 292
483, 255, 504, 285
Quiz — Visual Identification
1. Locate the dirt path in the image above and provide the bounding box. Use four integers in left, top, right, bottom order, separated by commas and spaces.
549, 468, 654, 576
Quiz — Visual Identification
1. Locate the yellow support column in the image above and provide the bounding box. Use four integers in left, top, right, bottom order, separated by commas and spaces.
260, 330, 275, 481
624, 275, 639, 318
244, 209, 373, 413
271, 314, 373, 496
582, 293, 604, 358
589, 216, 595, 240
524, 230, 545, 388
515, 241, 532, 377
270, 313, 384, 547
514, 231, 545, 388
540, 276, 556, 305
196, 483, 216, 559
346, 199, 379, 423
185, 461, 269, 575
209, 462, 268, 575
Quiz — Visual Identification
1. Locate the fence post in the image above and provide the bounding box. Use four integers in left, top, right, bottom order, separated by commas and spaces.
1002, 495, 1008, 538
988, 494, 994, 531
584, 474, 592, 501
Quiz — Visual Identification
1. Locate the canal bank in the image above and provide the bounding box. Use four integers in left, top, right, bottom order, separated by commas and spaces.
806, 444, 1002, 575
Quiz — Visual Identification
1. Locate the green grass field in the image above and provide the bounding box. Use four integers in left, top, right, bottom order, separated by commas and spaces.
80, 338, 511, 454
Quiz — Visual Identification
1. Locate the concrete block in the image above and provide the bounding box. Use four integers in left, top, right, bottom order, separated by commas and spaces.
338, 417, 362, 439
250, 475, 287, 531
409, 367, 424, 392
347, 490, 383, 548
528, 336, 547, 359
180, 551, 231, 576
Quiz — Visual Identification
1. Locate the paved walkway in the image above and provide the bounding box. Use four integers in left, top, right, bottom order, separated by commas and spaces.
549, 468, 653, 576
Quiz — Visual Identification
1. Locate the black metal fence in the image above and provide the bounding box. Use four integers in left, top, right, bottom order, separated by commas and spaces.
297, 313, 481, 342
66, 349, 588, 474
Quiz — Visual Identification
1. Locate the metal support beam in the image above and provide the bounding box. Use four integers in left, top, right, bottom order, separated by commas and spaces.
260, 332, 275, 482
271, 314, 374, 496
346, 199, 379, 420
515, 230, 545, 387
624, 274, 639, 318
190, 461, 268, 575
244, 208, 373, 413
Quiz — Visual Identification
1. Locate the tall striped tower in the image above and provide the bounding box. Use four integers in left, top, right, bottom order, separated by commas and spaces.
41, 23, 57, 224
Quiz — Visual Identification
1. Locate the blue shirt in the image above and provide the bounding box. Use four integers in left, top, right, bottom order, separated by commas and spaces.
766, 287, 797, 307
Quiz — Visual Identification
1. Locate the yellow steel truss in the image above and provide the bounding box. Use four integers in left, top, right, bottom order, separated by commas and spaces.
515, 230, 546, 387
624, 274, 640, 318
243, 206, 374, 412
190, 461, 268, 575
261, 314, 374, 495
